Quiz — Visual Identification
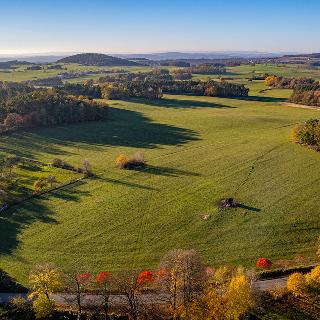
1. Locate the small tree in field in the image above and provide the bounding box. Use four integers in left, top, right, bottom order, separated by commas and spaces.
82, 159, 93, 177
28, 263, 61, 319
33, 179, 48, 194
96, 271, 112, 320
46, 175, 57, 188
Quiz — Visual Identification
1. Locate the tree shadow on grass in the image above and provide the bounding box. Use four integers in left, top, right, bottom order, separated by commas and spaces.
141, 165, 201, 177
0, 107, 199, 158
128, 97, 236, 109
233, 95, 288, 103
94, 176, 159, 191
237, 203, 261, 212
0, 182, 89, 256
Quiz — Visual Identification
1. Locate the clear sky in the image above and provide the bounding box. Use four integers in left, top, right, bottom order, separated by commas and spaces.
0, 0, 319, 55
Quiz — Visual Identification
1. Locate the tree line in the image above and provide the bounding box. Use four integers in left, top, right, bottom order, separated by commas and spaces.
264, 75, 317, 89
289, 83, 320, 107
4, 249, 254, 320
62, 71, 249, 100
0, 82, 107, 134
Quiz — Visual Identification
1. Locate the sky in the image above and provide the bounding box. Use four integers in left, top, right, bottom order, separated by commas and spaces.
0, 0, 319, 55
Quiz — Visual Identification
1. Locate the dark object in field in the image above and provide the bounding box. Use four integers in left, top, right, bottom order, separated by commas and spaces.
122, 159, 147, 170
218, 198, 238, 208
116, 152, 147, 170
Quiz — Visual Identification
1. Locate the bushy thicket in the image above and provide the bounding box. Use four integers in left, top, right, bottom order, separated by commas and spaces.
289, 84, 320, 107
24, 76, 63, 86
186, 64, 227, 74
292, 119, 320, 150
100, 81, 163, 100
265, 75, 317, 89
172, 69, 193, 80
0, 83, 107, 133
161, 79, 249, 97
98, 71, 249, 99
159, 60, 191, 67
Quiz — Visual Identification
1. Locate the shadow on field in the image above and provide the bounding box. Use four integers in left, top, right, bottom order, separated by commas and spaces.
237, 203, 261, 212
0, 184, 86, 256
97, 176, 159, 191
234, 95, 287, 103
0, 107, 199, 158
133, 97, 236, 109
143, 165, 201, 177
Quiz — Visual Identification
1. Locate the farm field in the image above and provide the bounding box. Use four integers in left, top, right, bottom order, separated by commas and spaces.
0, 72, 320, 285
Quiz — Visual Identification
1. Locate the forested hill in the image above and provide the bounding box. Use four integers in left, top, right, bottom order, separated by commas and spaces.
57, 53, 141, 66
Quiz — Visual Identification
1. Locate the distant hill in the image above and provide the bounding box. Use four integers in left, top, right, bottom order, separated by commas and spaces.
57, 53, 141, 66
0, 60, 32, 69
116, 51, 284, 61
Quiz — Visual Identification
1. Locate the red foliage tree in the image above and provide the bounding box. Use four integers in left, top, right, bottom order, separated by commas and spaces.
137, 271, 154, 286
96, 271, 112, 284
256, 258, 272, 269
76, 273, 92, 285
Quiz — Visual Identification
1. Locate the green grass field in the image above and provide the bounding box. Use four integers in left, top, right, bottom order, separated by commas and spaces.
1, 161, 79, 206
0, 65, 320, 286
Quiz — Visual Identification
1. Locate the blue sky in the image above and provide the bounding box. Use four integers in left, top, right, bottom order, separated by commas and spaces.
0, 0, 319, 54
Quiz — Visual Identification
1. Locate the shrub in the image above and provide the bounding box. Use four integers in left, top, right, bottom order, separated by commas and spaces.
33, 179, 48, 194
305, 266, 320, 292
115, 155, 127, 169
292, 119, 320, 150
287, 272, 306, 297
256, 258, 272, 269
116, 152, 146, 170
32, 294, 55, 319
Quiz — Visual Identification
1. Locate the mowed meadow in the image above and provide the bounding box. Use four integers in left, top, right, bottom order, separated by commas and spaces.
1, 69, 320, 285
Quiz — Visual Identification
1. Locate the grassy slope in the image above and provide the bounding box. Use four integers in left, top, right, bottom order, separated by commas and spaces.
0, 78, 320, 284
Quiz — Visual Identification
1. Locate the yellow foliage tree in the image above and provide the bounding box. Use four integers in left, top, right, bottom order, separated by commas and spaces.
287, 272, 306, 297
264, 75, 277, 87
189, 287, 226, 320
115, 155, 127, 169
32, 294, 55, 319
28, 263, 61, 319
305, 266, 320, 292
189, 267, 253, 320
225, 268, 253, 320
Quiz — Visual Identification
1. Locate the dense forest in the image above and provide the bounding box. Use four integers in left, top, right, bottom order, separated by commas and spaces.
57, 53, 141, 66
265, 75, 317, 89
186, 64, 227, 74
0, 82, 107, 133
289, 83, 320, 106
64, 70, 249, 99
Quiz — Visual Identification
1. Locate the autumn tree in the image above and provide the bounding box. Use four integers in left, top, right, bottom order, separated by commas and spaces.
63, 271, 93, 320
224, 268, 254, 319
46, 175, 57, 188
287, 272, 306, 297
157, 249, 206, 320
28, 263, 61, 319
82, 159, 93, 177
305, 266, 320, 293
114, 270, 154, 320
96, 271, 112, 320
189, 266, 253, 320
33, 179, 48, 194
264, 75, 277, 86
